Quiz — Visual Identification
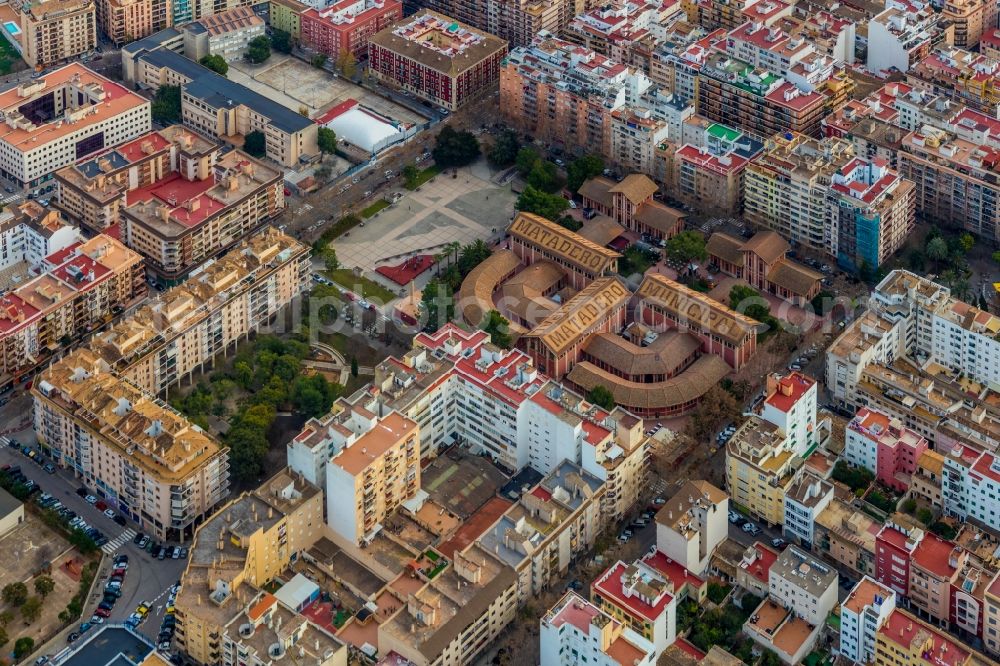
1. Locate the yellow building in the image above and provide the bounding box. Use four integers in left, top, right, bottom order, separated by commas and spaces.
985, 570, 1000, 658
269, 0, 305, 41
725, 415, 798, 526
33, 348, 230, 541
174, 470, 325, 666
19, 0, 97, 69
875, 608, 994, 666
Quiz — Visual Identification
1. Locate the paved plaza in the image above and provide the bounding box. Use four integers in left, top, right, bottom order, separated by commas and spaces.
331, 161, 516, 283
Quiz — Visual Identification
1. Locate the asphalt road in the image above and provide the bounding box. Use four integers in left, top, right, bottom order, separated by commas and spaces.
0, 435, 186, 648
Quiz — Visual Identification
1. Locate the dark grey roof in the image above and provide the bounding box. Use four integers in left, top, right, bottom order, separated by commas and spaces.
0, 488, 18, 518
184, 21, 207, 34
78, 151, 130, 178
122, 27, 181, 54
137, 49, 314, 134
61, 626, 153, 666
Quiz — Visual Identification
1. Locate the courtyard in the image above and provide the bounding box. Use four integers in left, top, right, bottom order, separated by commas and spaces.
228, 55, 428, 126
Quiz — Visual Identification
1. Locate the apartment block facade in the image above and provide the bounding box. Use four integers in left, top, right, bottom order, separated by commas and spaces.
19, 0, 97, 69
301, 0, 402, 60
97, 0, 153, 45
368, 11, 508, 111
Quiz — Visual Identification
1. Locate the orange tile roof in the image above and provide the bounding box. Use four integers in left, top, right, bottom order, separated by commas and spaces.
332, 412, 416, 476
247, 593, 276, 621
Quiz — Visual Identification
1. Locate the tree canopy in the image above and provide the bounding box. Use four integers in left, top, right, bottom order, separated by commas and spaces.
482, 310, 512, 349
335, 49, 357, 78
151, 85, 181, 124
488, 130, 520, 167
247, 36, 271, 63
517, 185, 568, 221
664, 231, 708, 264
271, 29, 293, 53
586, 385, 615, 410
317, 127, 337, 154
199, 54, 228, 76
243, 131, 266, 158
566, 155, 604, 193
432, 127, 480, 168
421, 278, 454, 332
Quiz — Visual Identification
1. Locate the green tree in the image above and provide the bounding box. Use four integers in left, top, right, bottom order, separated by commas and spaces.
150, 84, 181, 123
526, 160, 562, 193
315, 164, 332, 181
481, 310, 512, 348
729, 284, 770, 321
515, 147, 542, 176
2, 583, 26, 607
323, 248, 339, 272
488, 130, 520, 167
0, 626, 7, 648
351, 356, 359, 377
516, 185, 568, 220
247, 36, 271, 64
959, 232, 975, 253
566, 154, 604, 193
271, 28, 293, 53
311, 53, 328, 68
917, 507, 934, 525
317, 127, 337, 154
685, 385, 740, 441
199, 54, 228, 76
20, 597, 40, 624
243, 131, 266, 158
665, 230, 707, 264
926, 236, 950, 264
556, 215, 582, 232
586, 385, 616, 410
403, 164, 420, 189
32, 577, 53, 599
902, 498, 917, 514
335, 48, 357, 78
0, 610, 13, 626
421, 278, 454, 332
432, 126, 480, 168
13, 637, 32, 659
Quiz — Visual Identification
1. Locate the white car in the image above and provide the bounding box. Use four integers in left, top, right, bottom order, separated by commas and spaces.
104, 509, 115, 519
85, 495, 97, 504
742, 522, 761, 535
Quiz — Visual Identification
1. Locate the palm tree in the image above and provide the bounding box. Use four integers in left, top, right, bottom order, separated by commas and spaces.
447, 241, 462, 268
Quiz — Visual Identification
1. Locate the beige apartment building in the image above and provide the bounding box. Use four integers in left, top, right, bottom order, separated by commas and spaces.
325, 411, 420, 545
56, 125, 215, 234
90, 227, 310, 395
174, 470, 325, 665
943, 0, 996, 48
97, 0, 153, 46
32, 347, 230, 541
19, 0, 97, 69
122, 148, 283, 283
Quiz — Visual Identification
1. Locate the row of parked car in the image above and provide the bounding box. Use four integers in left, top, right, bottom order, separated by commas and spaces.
129, 529, 188, 561
94, 554, 129, 620
618, 497, 667, 543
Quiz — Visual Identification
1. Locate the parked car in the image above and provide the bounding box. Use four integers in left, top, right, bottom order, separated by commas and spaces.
103, 509, 115, 519
43, 464, 55, 474
84, 495, 97, 504
771, 538, 786, 549
728, 511, 742, 524
742, 522, 761, 536
113, 515, 127, 527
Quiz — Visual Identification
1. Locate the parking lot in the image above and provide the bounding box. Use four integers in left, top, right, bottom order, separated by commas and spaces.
0, 440, 187, 659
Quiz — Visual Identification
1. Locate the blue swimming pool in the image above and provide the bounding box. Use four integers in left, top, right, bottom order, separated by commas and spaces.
3, 21, 20, 36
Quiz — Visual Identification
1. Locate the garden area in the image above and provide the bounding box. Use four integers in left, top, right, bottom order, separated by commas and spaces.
323, 267, 397, 304
169, 334, 344, 489
0, 38, 24, 76
678, 593, 784, 665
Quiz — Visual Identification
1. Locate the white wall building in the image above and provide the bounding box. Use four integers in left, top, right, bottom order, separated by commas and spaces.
769, 545, 838, 626
760, 371, 818, 457
840, 577, 897, 665
783, 471, 833, 549
654, 480, 728, 577
0, 210, 80, 273
867, 0, 943, 74
540, 592, 656, 666
942, 442, 1000, 531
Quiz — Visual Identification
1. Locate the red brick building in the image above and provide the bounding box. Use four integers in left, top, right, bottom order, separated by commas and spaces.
368, 10, 508, 111
300, 0, 401, 60
875, 523, 918, 599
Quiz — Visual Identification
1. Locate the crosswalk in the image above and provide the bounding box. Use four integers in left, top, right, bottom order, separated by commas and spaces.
1, 194, 22, 205
101, 528, 136, 555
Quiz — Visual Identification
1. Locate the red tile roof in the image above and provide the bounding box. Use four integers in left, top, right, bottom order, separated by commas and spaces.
593, 561, 674, 623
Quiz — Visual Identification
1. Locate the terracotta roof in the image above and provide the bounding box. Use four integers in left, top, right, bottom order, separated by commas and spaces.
524, 277, 631, 356
566, 354, 730, 411
508, 211, 620, 275
918, 449, 945, 475
741, 230, 789, 264
577, 216, 625, 247
457, 249, 522, 329
577, 176, 617, 208
655, 479, 728, 530
582, 331, 701, 378
609, 174, 658, 204
706, 232, 745, 266
636, 274, 759, 346
767, 260, 822, 296
634, 202, 685, 236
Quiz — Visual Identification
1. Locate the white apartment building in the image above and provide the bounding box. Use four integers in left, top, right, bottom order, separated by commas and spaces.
760, 371, 818, 457
540, 592, 655, 666
942, 442, 1000, 531
0, 208, 80, 273
287, 392, 378, 490
769, 545, 838, 626
654, 480, 728, 577
840, 577, 897, 665
867, 0, 946, 74
0, 64, 151, 187
783, 471, 833, 549
591, 558, 678, 659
